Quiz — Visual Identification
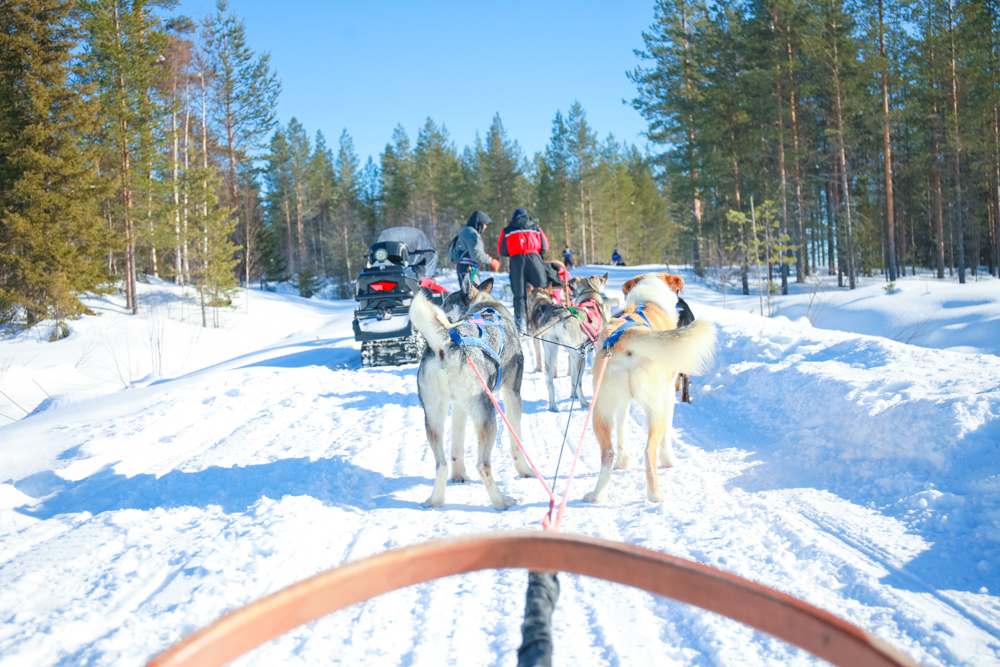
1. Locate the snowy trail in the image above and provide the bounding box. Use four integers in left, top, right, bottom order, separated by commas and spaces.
1, 270, 999, 666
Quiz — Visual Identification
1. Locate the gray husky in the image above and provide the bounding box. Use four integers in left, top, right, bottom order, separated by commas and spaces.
527, 273, 611, 412
409, 277, 533, 510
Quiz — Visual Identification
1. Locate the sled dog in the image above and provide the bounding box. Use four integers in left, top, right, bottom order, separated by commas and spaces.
527, 274, 610, 412
584, 272, 716, 504
409, 277, 532, 510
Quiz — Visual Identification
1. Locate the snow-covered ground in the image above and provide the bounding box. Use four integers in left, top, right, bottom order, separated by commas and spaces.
1, 266, 998, 666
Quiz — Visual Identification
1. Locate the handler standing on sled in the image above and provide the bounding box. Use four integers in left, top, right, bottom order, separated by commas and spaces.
454, 210, 501, 284
498, 207, 548, 332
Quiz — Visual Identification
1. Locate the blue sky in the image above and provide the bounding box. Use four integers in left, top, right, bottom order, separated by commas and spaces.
175, 0, 656, 165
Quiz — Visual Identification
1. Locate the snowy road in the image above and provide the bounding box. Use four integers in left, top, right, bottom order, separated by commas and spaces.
1, 269, 999, 666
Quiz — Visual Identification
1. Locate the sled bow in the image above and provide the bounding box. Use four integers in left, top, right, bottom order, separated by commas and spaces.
145, 531, 921, 667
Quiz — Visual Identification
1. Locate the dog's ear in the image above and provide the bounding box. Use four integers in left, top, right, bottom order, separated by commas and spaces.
621, 275, 642, 296
658, 273, 685, 293
476, 277, 494, 294
599, 273, 609, 289
526, 284, 536, 296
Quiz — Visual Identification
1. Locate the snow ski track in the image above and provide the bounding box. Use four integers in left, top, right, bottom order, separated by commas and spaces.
796, 508, 1000, 643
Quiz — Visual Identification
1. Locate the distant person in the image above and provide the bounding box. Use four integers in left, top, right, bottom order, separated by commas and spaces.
562, 246, 574, 268
452, 210, 500, 284
498, 207, 549, 331
611, 249, 625, 266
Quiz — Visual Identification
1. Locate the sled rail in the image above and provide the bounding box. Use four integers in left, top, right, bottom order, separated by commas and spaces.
145, 531, 921, 667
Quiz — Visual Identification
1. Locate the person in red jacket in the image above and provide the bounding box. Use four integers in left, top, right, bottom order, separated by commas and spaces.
498, 207, 549, 331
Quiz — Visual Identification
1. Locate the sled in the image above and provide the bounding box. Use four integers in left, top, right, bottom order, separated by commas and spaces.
144, 531, 921, 667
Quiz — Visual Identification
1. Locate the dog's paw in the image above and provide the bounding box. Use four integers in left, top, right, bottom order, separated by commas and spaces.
450, 472, 472, 483
583, 491, 605, 503
517, 466, 536, 478
493, 495, 517, 510
658, 453, 677, 468
614, 453, 631, 470
646, 490, 664, 503
548, 404, 559, 413
421, 496, 444, 508
579, 398, 590, 409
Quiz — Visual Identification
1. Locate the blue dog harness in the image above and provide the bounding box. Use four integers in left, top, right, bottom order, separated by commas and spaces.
449, 307, 505, 391
602, 302, 651, 352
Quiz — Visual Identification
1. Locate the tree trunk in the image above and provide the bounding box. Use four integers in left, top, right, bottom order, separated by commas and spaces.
773, 40, 790, 295
172, 72, 183, 285
879, 0, 897, 281
182, 82, 191, 288
786, 24, 807, 281
733, 147, 748, 295
949, 0, 966, 283
112, 2, 137, 314
831, 18, 856, 289
587, 193, 596, 262
578, 170, 587, 265
295, 190, 306, 270
682, 5, 703, 277
831, 150, 845, 286
994, 101, 1000, 275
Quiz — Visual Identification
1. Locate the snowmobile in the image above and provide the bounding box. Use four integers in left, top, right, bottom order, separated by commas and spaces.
352, 226, 447, 367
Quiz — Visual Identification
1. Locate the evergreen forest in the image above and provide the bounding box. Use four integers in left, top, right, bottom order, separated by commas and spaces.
3, 0, 999, 333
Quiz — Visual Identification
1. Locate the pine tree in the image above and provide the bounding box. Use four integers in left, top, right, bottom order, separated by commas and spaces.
0, 0, 110, 329
413, 118, 461, 249
567, 102, 598, 264
200, 0, 280, 292
81, 0, 172, 313
264, 127, 295, 276
334, 129, 362, 294
478, 113, 527, 253
381, 124, 414, 228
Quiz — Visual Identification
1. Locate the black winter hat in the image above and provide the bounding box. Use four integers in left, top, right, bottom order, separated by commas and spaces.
510, 207, 529, 224
466, 210, 492, 231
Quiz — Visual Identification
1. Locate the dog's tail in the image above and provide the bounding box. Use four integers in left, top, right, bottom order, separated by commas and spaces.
622, 319, 717, 375
409, 290, 451, 355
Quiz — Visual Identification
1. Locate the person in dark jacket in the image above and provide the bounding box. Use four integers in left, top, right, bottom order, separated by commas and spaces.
456, 210, 501, 284
498, 207, 549, 331
611, 249, 624, 266
562, 246, 574, 268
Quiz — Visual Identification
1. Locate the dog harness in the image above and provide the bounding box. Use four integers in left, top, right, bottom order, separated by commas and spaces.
568, 298, 602, 343
449, 307, 505, 391
602, 302, 651, 352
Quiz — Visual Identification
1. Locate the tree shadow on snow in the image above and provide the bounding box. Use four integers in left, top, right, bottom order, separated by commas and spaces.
14, 456, 425, 518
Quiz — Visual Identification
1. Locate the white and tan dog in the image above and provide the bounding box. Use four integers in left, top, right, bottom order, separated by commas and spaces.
584, 273, 716, 504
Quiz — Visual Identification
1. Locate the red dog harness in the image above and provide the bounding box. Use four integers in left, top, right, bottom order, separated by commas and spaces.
568, 298, 602, 343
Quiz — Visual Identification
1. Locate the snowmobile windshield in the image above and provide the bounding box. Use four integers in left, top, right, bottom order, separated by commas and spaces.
376, 226, 438, 278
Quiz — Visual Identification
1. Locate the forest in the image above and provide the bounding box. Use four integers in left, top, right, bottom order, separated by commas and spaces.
2, 0, 998, 331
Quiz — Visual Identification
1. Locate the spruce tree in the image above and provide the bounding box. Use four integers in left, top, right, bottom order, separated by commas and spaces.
0, 0, 109, 329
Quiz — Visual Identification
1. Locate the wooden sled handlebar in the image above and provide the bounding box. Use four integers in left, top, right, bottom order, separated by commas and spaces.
145, 531, 921, 667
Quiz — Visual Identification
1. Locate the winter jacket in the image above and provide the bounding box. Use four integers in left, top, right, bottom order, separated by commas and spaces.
498, 208, 549, 257
456, 211, 494, 267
